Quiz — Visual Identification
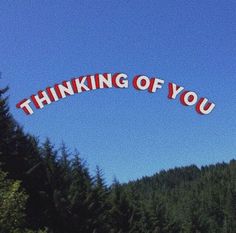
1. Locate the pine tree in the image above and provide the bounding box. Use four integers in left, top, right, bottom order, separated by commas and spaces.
88, 166, 110, 233
0, 86, 18, 177
109, 179, 134, 233
40, 139, 62, 231
68, 153, 93, 233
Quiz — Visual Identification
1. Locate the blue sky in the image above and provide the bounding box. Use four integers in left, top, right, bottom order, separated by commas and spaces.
1, 1, 236, 183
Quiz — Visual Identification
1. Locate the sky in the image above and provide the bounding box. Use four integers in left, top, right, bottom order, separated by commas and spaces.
0, 0, 236, 184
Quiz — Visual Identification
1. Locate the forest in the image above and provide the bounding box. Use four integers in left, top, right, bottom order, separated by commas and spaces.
0, 86, 236, 233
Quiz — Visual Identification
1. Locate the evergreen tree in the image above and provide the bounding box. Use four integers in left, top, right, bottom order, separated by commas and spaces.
109, 179, 134, 233
89, 166, 110, 233
68, 153, 93, 232
0, 86, 17, 177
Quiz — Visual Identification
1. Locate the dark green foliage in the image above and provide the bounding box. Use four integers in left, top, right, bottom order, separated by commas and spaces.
1, 87, 236, 233
109, 179, 135, 233
123, 161, 236, 233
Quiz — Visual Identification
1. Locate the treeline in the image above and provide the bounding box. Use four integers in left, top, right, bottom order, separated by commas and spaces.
0, 87, 236, 233
123, 162, 236, 233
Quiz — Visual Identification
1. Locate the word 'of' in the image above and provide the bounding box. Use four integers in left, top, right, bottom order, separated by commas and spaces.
16, 73, 215, 115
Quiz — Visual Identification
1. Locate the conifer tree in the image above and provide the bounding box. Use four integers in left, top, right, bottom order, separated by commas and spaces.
89, 166, 110, 233
109, 179, 134, 233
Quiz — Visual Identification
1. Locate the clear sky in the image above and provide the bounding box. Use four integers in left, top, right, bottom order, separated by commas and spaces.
0, 1, 235, 183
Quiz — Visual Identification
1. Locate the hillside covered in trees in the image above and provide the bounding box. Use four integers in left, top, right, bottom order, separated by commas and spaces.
0, 87, 236, 233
